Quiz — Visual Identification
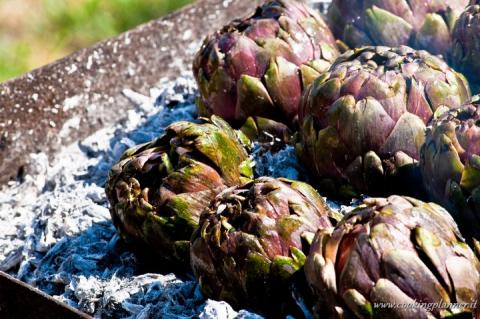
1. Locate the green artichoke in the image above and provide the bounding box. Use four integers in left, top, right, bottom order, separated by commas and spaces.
451, 4, 480, 91
327, 0, 470, 57
105, 116, 254, 267
193, 0, 339, 128
420, 98, 480, 244
297, 46, 471, 197
305, 195, 480, 319
190, 177, 341, 316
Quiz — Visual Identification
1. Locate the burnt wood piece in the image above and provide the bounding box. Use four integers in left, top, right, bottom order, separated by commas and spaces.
0, 0, 262, 185
0, 271, 92, 319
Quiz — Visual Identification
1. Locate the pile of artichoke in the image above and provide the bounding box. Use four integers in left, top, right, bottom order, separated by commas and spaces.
105, 0, 480, 317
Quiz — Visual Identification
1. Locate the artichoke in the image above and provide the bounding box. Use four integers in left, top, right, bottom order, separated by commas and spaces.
190, 177, 341, 316
105, 116, 254, 267
297, 46, 471, 197
193, 0, 339, 128
305, 195, 480, 319
240, 116, 292, 148
327, 0, 470, 57
451, 4, 480, 91
420, 98, 480, 244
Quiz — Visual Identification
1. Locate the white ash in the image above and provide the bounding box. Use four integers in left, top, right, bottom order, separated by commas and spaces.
252, 142, 344, 212
0, 72, 343, 318
253, 144, 302, 181
200, 300, 264, 319
306, 0, 331, 14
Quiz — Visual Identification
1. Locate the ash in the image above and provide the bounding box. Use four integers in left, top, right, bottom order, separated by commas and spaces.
0, 73, 306, 319
306, 0, 332, 14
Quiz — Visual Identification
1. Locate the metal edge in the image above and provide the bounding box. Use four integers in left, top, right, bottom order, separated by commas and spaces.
0, 271, 92, 319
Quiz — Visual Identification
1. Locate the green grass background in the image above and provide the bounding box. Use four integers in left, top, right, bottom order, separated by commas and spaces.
0, 0, 192, 82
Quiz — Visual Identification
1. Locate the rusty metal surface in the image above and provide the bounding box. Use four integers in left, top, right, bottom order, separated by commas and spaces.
0, 271, 92, 319
0, 0, 262, 185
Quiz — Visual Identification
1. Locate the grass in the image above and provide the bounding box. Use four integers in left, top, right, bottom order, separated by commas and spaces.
0, 0, 192, 82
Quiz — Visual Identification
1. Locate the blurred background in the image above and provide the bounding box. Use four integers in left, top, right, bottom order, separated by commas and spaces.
0, 0, 192, 82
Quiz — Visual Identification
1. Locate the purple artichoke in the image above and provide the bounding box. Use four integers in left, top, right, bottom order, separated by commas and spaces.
190, 177, 341, 316
297, 46, 471, 197
420, 98, 480, 244
451, 4, 480, 91
193, 0, 339, 128
105, 116, 253, 267
328, 0, 470, 57
305, 196, 480, 318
